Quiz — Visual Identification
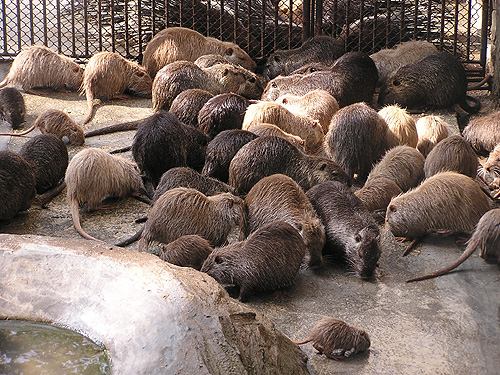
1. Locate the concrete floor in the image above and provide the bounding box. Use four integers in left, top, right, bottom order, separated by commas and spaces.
1, 62, 499, 375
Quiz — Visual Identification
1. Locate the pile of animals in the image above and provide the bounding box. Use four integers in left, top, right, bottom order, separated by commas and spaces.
1, 27, 500, 361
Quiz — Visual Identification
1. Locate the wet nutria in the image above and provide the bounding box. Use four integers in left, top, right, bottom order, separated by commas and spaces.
378, 52, 481, 114
201, 220, 306, 302
292, 317, 371, 359
65, 148, 144, 242
0, 45, 83, 94
246, 123, 305, 152
378, 104, 418, 147
169, 88, 214, 127
158, 234, 213, 271
354, 177, 403, 212
461, 110, 500, 155
415, 115, 449, 157
244, 174, 325, 267
82, 51, 153, 124
0, 87, 25, 128
229, 136, 351, 195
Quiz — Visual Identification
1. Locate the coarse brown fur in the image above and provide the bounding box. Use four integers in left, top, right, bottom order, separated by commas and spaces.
378, 104, 418, 147
354, 177, 403, 212
415, 115, 449, 158
246, 123, 305, 152
0, 87, 25, 129
170, 88, 214, 127
158, 235, 213, 271
461, 110, 500, 155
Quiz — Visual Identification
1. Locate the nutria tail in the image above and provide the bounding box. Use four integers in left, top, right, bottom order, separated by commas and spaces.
34, 181, 67, 208
109, 146, 132, 154
0, 124, 36, 137
459, 95, 481, 115
0, 76, 9, 88
83, 89, 95, 124
290, 337, 312, 346
114, 226, 145, 247
85, 119, 143, 137
69, 198, 104, 242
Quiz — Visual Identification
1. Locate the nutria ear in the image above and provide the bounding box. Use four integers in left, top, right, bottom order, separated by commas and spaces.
73, 66, 80, 73
388, 204, 396, 212
71, 126, 79, 131
355, 233, 361, 242
273, 55, 280, 63
225, 47, 234, 56
312, 120, 320, 127
281, 98, 288, 104
223, 68, 229, 76
215, 256, 223, 264
136, 71, 145, 77
318, 162, 327, 171
227, 197, 234, 207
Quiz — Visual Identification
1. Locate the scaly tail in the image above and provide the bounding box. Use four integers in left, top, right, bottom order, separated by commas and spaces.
0, 124, 36, 137
70, 198, 104, 242
83, 89, 94, 124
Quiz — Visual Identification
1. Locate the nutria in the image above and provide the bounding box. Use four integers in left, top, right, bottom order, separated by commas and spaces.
201, 129, 258, 183
424, 135, 479, 179
142, 27, 256, 79
324, 102, 398, 181
354, 177, 403, 212
415, 115, 449, 157
201, 220, 306, 302
182, 123, 210, 172
194, 54, 234, 68
406, 208, 500, 282
385, 171, 492, 239
158, 234, 213, 271
482, 144, 500, 183
292, 317, 371, 359
244, 174, 325, 267
0, 45, 83, 94
170, 88, 214, 127
378, 104, 418, 147
229, 136, 351, 195
65, 148, 144, 242
378, 52, 481, 114
289, 63, 331, 75
306, 181, 381, 280
461, 110, 500, 155
82, 51, 153, 124
242, 101, 324, 154
138, 187, 245, 251
0, 87, 25, 128
246, 123, 305, 152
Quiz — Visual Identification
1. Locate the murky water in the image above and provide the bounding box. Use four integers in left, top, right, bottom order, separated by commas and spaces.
0, 320, 111, 375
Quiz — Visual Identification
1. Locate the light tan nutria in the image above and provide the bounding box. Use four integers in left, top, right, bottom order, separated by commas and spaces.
378, 104, 418, 147
152, 61, 263, 111
0, 109, 84, 145
246, 122, 306, 152
354, 177, 403, 212
142, 27, 256, 78
462, 110, 500, 155
415, 115, 449, 157
244, 174, 325, 267
242, 101, 324, 154
138, 187, 245, 252
292, 317, 371, 359
481, 144, 500, 183
81, 51, 153, 124
275, 89, 340, 134
158, 234, 213, 271
65, 148, 144, 242
0, 45, 83, 94
385, 171, 492, 239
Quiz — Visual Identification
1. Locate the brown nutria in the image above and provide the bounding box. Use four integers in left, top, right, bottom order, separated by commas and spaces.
292, 317, 371, 359
324, 102, 398, 181
406, 208, 500, 283
385, 171, 492, 239
461, 110, 500, 155
378, 104, 418, 147
306, 181, 381, 280
0, 87, 25, 129
276, 89, 339, 134
378, 52, 481, 114
65, 148, 144, 242
158, 234, 213, 271
246, 123, 305, 152
169, 88, 214, 127
142, 27, 256, 79
201, 220, 306, 302
82, 51, 153, 124
138, 187, 245, 251
182, 123, 210, 172
244, 174, 325, 267
229, 136, 351, 196
424, 135, 479, 179
0, 45, 83, 94
242, 101, 324, 154
354, 177, 403, 212
415, 115, 449, 158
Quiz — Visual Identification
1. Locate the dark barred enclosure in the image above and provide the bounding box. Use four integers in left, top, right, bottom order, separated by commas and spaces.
0, 0, 493, 82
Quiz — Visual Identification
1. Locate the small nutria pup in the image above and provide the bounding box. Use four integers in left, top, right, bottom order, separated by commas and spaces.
292, 317, 371, 359
385, 171, 492, 239
246, 123, 306, 152
244, 174, 326, 267
424, 135, 479, 179
0, 87, 25, 128
169, 88, 214, 127
306, 181, 381, 280
138, 187, 245, 251
0, 45, 83, 94
415, 115, 449, 157
158, 235, 213, 271
65, 148, 144, 242
82, 51, 153, 124
378, 104, 418, 147
355, 177, 403, 212
461, 110, 500, 155
201, 220, 306, 302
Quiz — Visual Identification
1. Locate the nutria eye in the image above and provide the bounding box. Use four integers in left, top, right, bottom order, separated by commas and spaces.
355, 234, 361, 242
248, 77, 256, 83
73, 66, 80, 73
273, 55, 280, 63
393, 79, 400, 86
215, 256, 223, 264
137, 71, 145, 77
319, 162, 327, 171
271, 82, 277, 88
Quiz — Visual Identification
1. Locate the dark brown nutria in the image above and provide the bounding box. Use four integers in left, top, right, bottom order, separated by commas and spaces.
354, 177, 403, 212
170, 88, 214, 127
407, 208, 500, 282
0, 45, 83, 94
19, 134, 68, 194
385, 171, 492, 239
82, 52, 153, 124
65, 148, 144, 242
424, 135, 479, 179
201, 129, 258, 183
0, 150, 36, 220
292, 317, 371, 359
0, 87, 25, 128
378, 104, 418, 147
142, 27, 256, 79
306, 181, 381, 280
263, 35, 344, 81
138, 187, 245, 251
246, 123, 305, 152
182, 123, 210, 172
324, 102, 398, 181
378, 52, 481, 114
461, 110, 500, 155
415, 115, 449, 158
158, 234, 213, 271
244, 174, 325, 267
229, 136, 351, 196
201, 220, 306, 302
